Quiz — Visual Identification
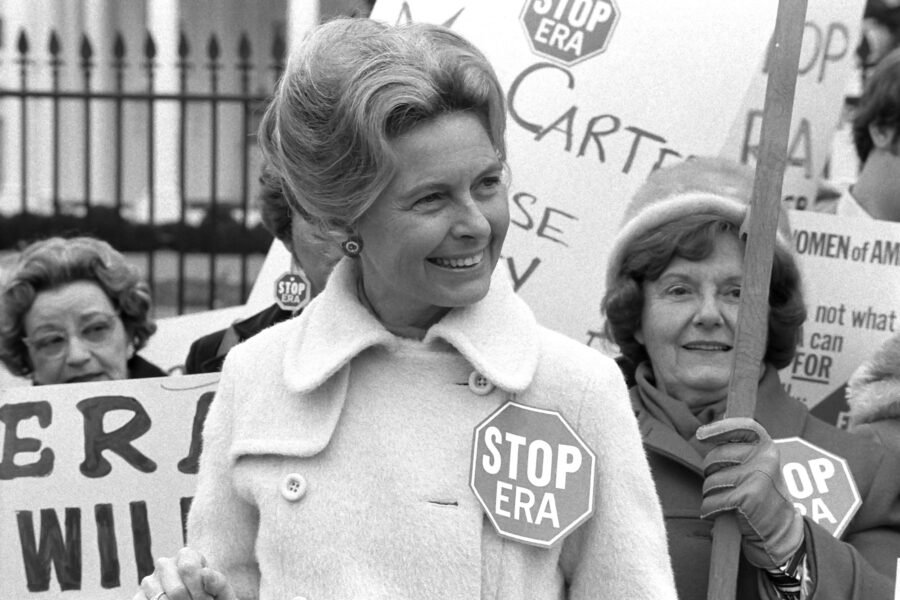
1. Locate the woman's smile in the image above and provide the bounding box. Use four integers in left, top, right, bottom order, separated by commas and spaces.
681, 341, 733, 352
427, 250, 485, 269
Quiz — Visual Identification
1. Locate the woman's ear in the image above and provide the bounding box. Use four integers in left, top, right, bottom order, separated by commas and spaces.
868, 123, 897, 149
634, 328, 645, 345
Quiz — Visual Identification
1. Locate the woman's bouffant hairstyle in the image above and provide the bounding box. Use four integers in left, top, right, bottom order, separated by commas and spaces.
603, 216, 807, 370
0, 236, 157, 377
257, 18, 507, 234
602, 156, 807, 372
257, 163, 303, 247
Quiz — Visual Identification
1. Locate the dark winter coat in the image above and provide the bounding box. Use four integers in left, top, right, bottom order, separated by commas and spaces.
634, 365, 900, 600
183, 303, 294, 374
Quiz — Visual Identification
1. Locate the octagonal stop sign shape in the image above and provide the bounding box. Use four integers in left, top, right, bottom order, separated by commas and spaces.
273, 271, 310, 311
470, 401, 596, 548
774, 437, 861, 538
520, 0, 620, 66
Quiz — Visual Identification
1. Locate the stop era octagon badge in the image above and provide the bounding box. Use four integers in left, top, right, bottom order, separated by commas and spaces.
273, 271, 311, 311
470, 401, 596, 548
774, 437, 861, 538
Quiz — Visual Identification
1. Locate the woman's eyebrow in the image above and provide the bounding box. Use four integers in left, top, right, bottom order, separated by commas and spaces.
75, 310, 116, 324
28, 324, 64, 336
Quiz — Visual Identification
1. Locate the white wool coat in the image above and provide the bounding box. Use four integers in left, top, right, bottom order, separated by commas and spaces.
187, 259, 676, 600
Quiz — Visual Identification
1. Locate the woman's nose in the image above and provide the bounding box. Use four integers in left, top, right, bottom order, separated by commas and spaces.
65, 336, 93, 364
451, 196, 491, 239
694, 292, 724, 327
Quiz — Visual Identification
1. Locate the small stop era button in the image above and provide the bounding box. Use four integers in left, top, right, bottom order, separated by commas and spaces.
468, 371, 495, 395
281, 473, 307, 502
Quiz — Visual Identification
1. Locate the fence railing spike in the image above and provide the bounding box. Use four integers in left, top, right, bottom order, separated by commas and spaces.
144, 31, 157, 60
207, 34, 220, 62
16, 29, 30, 55
238, 32, 251, 61
113, 32, 126, 60
49, 30, 61, 56
80, 34, 94, 62
178, 31, 190, 59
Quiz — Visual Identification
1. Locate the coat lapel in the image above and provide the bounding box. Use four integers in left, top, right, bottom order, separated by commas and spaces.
753, 365, 809, 439
241, 259, 540, 460
425, 266, 538, 393
634, 394, 705, 475
634, 365, 805, 474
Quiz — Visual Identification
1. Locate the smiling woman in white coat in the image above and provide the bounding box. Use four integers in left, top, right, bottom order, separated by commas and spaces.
133, 17, 677, 600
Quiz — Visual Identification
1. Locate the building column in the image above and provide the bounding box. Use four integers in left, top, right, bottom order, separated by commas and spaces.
83, 0, 116, 210
144, 0, 181, 223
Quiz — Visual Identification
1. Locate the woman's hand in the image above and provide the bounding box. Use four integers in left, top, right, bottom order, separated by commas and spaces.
696, 417, 805, 570
132, 547, 237, 600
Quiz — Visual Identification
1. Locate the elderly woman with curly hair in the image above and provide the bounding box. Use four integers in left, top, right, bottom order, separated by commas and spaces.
602, 156, 900, 600
0, 236, 164, 385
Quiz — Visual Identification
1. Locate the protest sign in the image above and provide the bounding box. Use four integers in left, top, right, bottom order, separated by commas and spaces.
470, 401, 595, 548
780, 210, 900, 427
519, 0, 620, 66
721, 0, 866, 211
0, 374, 215, 599
775, 437, 861, 538
369, 0, 778, 344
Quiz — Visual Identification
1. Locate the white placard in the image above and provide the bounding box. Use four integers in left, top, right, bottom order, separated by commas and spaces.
367, 0, 779, 344
780, 211, 900, 426
721, 0, 866, 211
0, 374, 215, 599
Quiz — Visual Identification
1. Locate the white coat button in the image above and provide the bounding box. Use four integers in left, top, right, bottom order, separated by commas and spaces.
281, 473, 307, 502
468, 371, 495, 395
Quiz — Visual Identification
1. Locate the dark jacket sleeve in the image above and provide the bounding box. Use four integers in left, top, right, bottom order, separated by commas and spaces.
184, 330, 227, 374
803, 426, 900, 599
127, 355, 168, 379
185, 304, 293, 374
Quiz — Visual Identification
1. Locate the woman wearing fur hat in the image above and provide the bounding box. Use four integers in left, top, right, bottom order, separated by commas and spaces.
602, 156, 900, 600
847, 332, 900, 454
132, 18, 676, 600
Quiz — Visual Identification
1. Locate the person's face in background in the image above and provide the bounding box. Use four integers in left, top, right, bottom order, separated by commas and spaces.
288, 216, 344, 296
23, 280, 133, 385
635, 231, 743, 410
355, 111, 509, 330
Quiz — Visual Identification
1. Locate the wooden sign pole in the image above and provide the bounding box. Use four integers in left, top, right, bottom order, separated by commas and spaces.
706, 0, 808, 598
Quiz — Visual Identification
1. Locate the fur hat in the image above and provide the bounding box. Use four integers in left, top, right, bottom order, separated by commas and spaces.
605, 156, 794, 289
846, 332, 900, 426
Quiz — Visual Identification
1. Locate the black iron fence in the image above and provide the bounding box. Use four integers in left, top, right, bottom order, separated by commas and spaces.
0, 25, 286, 315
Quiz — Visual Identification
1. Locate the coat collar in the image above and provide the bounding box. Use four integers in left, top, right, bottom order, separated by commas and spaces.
635, 364, 810, 474
633, 395, 705, 474
283, 258, 540, 394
